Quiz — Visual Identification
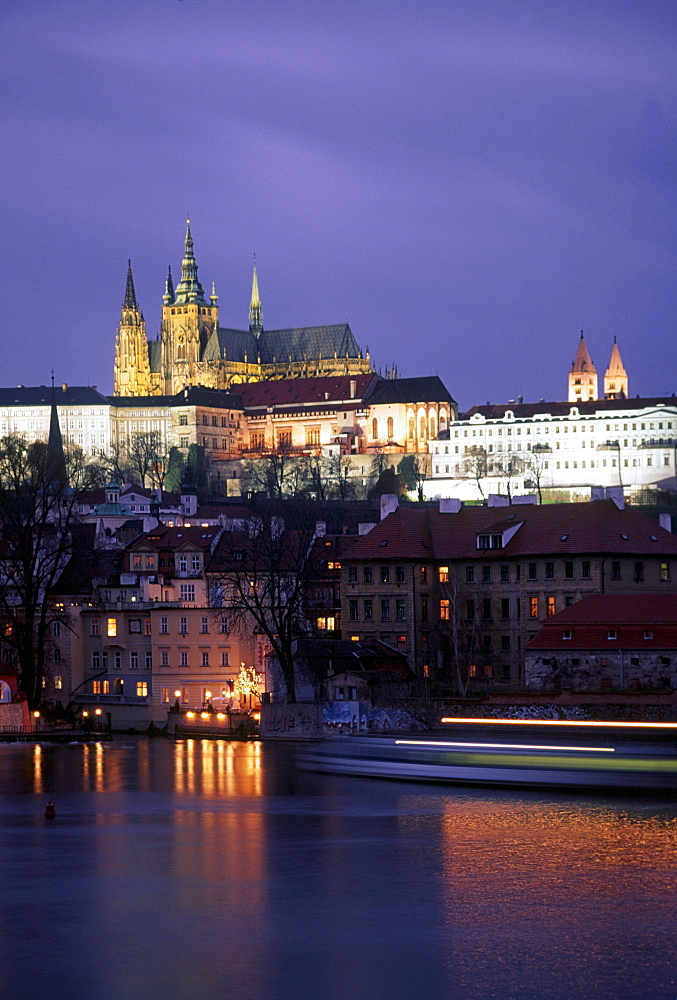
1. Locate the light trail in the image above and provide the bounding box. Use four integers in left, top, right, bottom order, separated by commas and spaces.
396, 740, 615, 753
440, 717, 677, 729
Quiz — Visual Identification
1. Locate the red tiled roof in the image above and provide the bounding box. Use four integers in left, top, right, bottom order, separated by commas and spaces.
526, 594, 677, 650
343, 500, 677, 561
236, 373, 378, 409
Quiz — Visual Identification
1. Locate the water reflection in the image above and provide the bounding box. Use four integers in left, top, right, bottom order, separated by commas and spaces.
0, 740, 675, 1000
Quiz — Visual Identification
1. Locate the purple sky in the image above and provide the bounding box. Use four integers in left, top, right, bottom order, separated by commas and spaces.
2, 0, 675, 410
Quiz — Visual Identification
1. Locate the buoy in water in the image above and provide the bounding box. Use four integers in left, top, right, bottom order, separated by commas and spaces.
44, 802, 56, 819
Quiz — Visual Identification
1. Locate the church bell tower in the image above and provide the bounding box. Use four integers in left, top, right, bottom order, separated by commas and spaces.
568, 332, 598, 402
160, 222, 218, 394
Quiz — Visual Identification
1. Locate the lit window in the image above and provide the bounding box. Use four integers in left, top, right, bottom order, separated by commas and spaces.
107, 618, 117, 637
54, 675, 62, 690
439, 599, 450, 621
136, 681, 148, 698
438, 566, 449, 583
546, 597, 555, 616
529, 597, 539, 619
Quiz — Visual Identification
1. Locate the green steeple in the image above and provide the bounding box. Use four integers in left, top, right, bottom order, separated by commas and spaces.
173, 220, 207, 305
249, 256, 263, 336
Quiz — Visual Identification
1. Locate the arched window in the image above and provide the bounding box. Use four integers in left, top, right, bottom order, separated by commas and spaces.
429, 414, 436, 439
372, 418, 378, 440
409, 418, 415, 439
387, 417, 394, 439
439, 411, 447, 431
420, 416, 427, 440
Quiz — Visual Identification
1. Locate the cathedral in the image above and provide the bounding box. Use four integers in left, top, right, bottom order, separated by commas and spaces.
114, 223, 372, 397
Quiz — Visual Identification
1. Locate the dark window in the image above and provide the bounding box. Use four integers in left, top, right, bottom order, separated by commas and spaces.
501, 636, 511, 651
582, 561, 591, 579
381, 600, 390, 621
500, 565, 509, 582
528, 562, 537, 581
491, 534, 503, 549
501, 598, 510, 619
421, 598, 428, 622
634, 561, 644, 582
545, 562, 554, 580
364, 567, 372, 583
516, 598, 521, 619
565, 561, 574, 579
516, 565, 521, 582
420, 566, 427, 584
501, 664, 511, 681
396, 599, 406, 621
466, 566, 474, 583
364, 600, 373, 621
482, 566, 491, 583
396, 566, 405, 583
482, 598, 492, 620
349, 600, 359, 621
482, 635, 492, 653
348, 567, 357, 583
466, 599, 475, 620
381, 567, 390, 584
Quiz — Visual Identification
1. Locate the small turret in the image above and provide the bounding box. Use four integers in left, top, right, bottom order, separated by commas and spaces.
162, 265, 174, 305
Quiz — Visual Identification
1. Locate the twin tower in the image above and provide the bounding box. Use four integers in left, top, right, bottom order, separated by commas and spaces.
568, 332, 628, 404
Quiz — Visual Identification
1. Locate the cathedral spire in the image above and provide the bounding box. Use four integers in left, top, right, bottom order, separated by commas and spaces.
249, 256, 263, 336
123, 260, 138, 309
604, 336, 628, 399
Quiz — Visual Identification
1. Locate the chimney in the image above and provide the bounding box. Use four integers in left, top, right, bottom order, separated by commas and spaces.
487, 494, 509, 507
659, 512, 673, 533
512, 495, 537, 505
380, 494, 399, 520
605, 486, 625, 510
439, 498, 462, 513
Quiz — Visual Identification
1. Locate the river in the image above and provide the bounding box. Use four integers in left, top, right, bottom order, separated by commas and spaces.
0, 738, 675, 1000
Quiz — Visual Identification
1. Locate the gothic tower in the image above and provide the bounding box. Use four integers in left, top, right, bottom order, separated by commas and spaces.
249, 257, 263, 337
604, 337, 628, 399
114, 261, 152, 397
568, 331, 598, 402
160, 222, 218, 395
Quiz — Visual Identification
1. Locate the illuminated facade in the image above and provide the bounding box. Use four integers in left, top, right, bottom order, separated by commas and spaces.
114, 223, 372, 397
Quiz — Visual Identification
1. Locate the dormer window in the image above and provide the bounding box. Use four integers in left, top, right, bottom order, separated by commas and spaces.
478, 534, 490, 549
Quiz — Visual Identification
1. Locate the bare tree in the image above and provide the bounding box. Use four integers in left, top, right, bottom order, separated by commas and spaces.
241, 449, 308, 498
522, 448, 549, 503
462, 446, 489, 499
437, 568, 486, 697
326, 451, 357, 500
305, 455, 328, 500
209, 506, 325, 702
399, 452, 431, 500
0, 435, 85, 709
125, 431, 167, 488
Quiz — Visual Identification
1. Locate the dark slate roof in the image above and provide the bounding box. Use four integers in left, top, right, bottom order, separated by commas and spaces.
215, 328, 259, 362
258, 324, 363, 364
148, 339, 162, 373
212, 323, 363, 365
0, 386, 111, 406
365, 375, 457, 407
236, 373, 378, 410
462, 396, 677, 420
109, 387, 244, 410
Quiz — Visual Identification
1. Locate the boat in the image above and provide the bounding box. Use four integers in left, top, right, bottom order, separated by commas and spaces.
299, 722, 677, 791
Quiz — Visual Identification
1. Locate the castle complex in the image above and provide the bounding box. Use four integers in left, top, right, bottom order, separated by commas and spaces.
114, 223, 372, 397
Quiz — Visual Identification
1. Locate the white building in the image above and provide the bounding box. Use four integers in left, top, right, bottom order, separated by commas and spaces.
427, 397, 677, 501
0, 385, 113, 456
